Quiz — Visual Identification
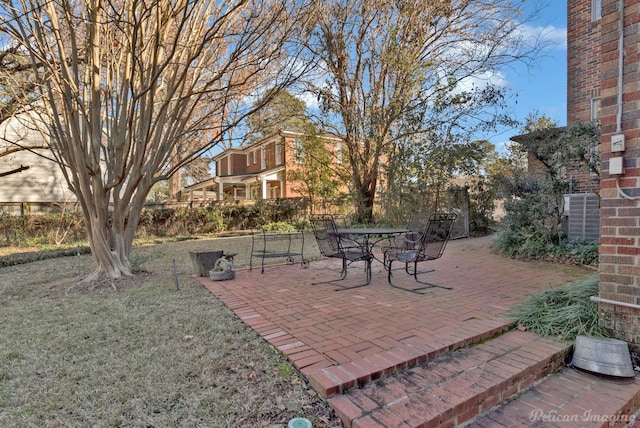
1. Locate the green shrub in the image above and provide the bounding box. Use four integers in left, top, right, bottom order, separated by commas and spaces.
570, 242, 599, 265
1, 201, 311, 248
0, 212, 85, 247
556, 241, 599, 266
492, 171, 600, 265
494, 227, 556, 259
494, 228, 599, 267
261, 222, 298, 232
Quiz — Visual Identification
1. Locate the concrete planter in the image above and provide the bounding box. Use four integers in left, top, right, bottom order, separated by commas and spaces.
189, 250, 224, 277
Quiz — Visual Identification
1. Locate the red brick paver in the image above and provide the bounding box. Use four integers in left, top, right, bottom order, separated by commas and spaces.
470, 367, 640, 428
199, 234, 608, 426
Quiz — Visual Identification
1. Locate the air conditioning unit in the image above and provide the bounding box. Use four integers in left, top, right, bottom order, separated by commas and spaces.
563, 193, 600, 243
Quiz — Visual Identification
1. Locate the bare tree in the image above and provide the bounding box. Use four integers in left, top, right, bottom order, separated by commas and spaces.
0, 36, 52, 177
303, 0, 544, 223
0, 43, 40, 124
0, 0, 311, 279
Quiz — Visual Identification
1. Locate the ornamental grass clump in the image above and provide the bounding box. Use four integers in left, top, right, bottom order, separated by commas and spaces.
507, 276, 610, 341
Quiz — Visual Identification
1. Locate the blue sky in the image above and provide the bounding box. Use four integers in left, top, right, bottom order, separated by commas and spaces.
295, 2, 569, 153
489, 1, 567, 150
238, 1, 568, 154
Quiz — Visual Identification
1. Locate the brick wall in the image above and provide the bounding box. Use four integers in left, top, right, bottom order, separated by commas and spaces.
568, 170, 600, 193
595, 0, 640, 343
567, 0, 601, 124
567, 1, 601, 195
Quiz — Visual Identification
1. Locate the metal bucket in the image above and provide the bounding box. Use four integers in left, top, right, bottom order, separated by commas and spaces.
572, 335, 635, 378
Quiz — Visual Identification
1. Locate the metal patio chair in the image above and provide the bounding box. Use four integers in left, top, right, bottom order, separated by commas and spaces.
383, 212, 457, 293
382, 213, 431, 252
309, 214, 372, 290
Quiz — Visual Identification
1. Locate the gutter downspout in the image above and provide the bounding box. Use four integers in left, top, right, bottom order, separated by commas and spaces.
591, 296, 640, 310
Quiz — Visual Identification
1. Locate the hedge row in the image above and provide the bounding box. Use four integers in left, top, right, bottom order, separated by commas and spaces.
0, 198, 311, 248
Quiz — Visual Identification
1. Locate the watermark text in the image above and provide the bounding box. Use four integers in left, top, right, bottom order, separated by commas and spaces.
529, 409, 636, 424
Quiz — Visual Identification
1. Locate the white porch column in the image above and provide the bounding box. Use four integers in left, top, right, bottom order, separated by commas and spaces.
218, 181, 224, 201
261, 178, 267, 199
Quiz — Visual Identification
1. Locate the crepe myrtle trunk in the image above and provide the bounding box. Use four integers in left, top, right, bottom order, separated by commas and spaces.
79, 181, 149, 280
85, 212, 131, 279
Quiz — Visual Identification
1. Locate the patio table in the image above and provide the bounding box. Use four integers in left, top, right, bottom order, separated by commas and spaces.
336, 227, 409, 268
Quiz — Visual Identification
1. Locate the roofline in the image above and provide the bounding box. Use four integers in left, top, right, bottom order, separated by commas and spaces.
183, 177, 217, 190
212, 129, 343, 160
510, 126, 568, 143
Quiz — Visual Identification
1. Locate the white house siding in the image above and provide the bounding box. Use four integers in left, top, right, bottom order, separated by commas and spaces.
0, 116, 76, 205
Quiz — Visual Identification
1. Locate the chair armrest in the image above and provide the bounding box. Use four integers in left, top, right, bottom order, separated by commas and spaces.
383, 232, 421, 251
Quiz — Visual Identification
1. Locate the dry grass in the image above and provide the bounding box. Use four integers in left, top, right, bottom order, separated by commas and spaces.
0, 234, 340, 427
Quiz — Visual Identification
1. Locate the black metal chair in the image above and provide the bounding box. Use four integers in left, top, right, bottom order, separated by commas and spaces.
331, 214, 351, 228
309, 214, 372, 290
383, 213, 431, 252
384, 212, 457, 293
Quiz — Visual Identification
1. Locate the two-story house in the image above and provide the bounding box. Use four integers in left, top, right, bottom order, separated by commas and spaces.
184, 130, 344, 203
569, 0, 640, 346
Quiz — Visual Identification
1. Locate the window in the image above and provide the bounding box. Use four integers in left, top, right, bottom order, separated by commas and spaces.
246, 153, 250, 166
591, 0, 602, 21
335, 142, 344, 164
260, 146, 266, 169
252, 150, 257, 164
294, 140, 305, 164
275, 143, 282, 165
590, 98, 601, 122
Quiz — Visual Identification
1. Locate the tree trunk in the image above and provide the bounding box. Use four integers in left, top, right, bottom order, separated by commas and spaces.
3, 0, 311, 280
80, 180, 151, 281
84, 209, 132, 281
354, 174, 377, 224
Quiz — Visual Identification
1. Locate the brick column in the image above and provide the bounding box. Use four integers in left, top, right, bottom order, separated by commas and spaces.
597, 0, 640, 343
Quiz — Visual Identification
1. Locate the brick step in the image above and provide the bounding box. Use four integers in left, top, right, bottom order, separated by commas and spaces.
328, 330, 572, 427
304, 321, 513, 399
468, 366, 640, 428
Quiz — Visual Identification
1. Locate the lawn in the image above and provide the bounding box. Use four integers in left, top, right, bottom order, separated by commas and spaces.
0, 234, 341, 427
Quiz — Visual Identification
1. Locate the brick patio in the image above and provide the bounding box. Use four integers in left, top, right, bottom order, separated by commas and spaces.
200, 234, 640, 427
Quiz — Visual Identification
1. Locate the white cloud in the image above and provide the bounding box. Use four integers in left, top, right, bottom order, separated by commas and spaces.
520, 24, 567, 51
457, 70, 508, 94
298, 91, 320, 109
